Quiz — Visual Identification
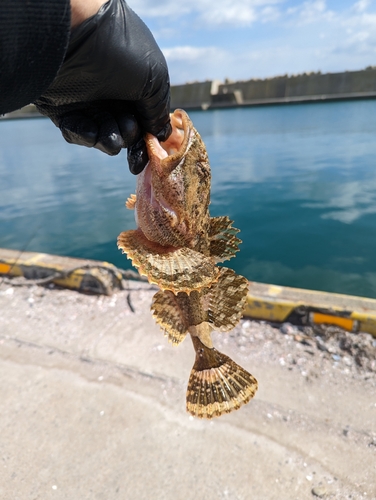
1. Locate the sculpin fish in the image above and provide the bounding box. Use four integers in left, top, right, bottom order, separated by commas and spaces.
118, 109, 258, 418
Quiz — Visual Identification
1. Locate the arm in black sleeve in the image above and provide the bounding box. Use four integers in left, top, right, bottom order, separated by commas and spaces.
0, 0, 70, 115
34, 0, 172, 174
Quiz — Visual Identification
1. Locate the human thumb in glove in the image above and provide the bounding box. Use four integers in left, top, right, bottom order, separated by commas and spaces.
34, 0, 171, 175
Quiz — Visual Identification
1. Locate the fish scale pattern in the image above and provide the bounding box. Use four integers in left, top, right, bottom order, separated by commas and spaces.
118, 109, 258, 418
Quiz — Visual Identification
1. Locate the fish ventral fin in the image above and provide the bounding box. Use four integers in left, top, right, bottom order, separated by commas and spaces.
117, 229, 219, 293
205, 267, 249, 332
151, 290, 189, 345
186, 336, 258, 419
125, 194, 137, 210
152, 268, 248, 344
208, 216, 242, 263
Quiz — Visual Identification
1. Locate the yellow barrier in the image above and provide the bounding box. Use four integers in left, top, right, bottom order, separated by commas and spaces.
2, 248, 376, 336
245, 282, 376, 337
0, 248, 122, 295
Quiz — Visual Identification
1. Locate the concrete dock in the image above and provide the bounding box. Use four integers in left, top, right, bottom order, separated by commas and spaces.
0, 276, 375, 500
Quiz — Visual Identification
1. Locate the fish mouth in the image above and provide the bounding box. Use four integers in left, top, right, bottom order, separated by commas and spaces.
140, 161, 179, 225
145, 109, 188, 164
140, 110, 190, 226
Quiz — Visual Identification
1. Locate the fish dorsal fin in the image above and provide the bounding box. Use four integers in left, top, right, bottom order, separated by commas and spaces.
186, 336, 258, 419
125, 194, 137, 210
118, 229, 219, 293
151, 290, 189, 345
203, 267, 249, 332
208, 216, 242, 263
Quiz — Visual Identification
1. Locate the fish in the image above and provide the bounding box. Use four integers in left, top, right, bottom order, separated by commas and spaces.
118, 109, 258, 418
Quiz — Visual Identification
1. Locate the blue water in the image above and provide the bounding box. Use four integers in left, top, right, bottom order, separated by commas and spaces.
1, 100, 376, 298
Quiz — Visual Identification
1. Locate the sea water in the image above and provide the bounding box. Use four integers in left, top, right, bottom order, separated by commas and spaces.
1, 100, 376, 298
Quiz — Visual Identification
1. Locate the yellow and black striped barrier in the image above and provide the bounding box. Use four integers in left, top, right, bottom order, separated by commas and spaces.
245, 282, 376, 337
1, 248, 376, 337
0, 248, 123, 295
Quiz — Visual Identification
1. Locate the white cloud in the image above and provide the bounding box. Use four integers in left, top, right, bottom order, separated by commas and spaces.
132, 0, 283, 26
329, 8, 376, 57
200, 6, 257, 25
287, 0, 335, 24
352, 0, 372, 13
130, 0, 189, 18
196, 0, 266, 25
260, 5, 281, 22
163, 46, 224, 62
135, 0, 376, 82
162, 46, 229, 83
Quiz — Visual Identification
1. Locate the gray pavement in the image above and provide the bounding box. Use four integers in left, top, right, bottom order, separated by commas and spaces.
0, 281, 375, 500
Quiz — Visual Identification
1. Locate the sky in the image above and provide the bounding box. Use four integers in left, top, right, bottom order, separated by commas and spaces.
131, 0, 376, 84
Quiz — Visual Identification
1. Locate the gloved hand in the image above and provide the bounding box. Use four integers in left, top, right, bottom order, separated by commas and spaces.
34, 0, 171, 174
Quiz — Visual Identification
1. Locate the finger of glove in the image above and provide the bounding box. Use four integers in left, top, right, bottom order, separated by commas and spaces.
59, 111, 124, 156
93, 112, 124, 156
135, 98, 171, 141
135, 73, 172, 141
59, 110, 124, 155
116, 113, 141, 149
57, 107, 143, 155
127, 138, 149, 175
155, 120, 172, 143
59, 113, 98, 147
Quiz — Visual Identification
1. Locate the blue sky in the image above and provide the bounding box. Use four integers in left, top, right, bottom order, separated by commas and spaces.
132, 0, 376, 84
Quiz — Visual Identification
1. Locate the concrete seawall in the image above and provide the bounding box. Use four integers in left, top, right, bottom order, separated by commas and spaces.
3, 67, 376, 120
171, 67, 376, 110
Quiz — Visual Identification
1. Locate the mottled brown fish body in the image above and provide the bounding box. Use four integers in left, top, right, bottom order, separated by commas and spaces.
118, 109, 258, 418
135, 110, 211, 253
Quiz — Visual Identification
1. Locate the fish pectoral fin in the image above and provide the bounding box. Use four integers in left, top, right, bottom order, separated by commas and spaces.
203, 267, 249, 332
208, 216, 242, 263
125, 194, 137, 210
118, 229, 219, 293
186, 336, 258, 419
151, 290, 189, 345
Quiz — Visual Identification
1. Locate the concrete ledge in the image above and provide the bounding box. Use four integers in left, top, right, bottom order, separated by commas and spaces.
2, 248, 376, 336
202, 91, 376, 110
0, 248, 123, 295
246, 282, 376, 337
0, 275, 375, 499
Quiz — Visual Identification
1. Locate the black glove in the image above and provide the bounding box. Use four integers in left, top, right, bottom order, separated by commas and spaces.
34, 0, 171, 174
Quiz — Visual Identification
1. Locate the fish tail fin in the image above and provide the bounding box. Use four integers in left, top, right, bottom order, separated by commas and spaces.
186, 336, 258, 419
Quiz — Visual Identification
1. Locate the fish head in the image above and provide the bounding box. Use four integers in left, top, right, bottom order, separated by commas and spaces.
136, 109, 211, 249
